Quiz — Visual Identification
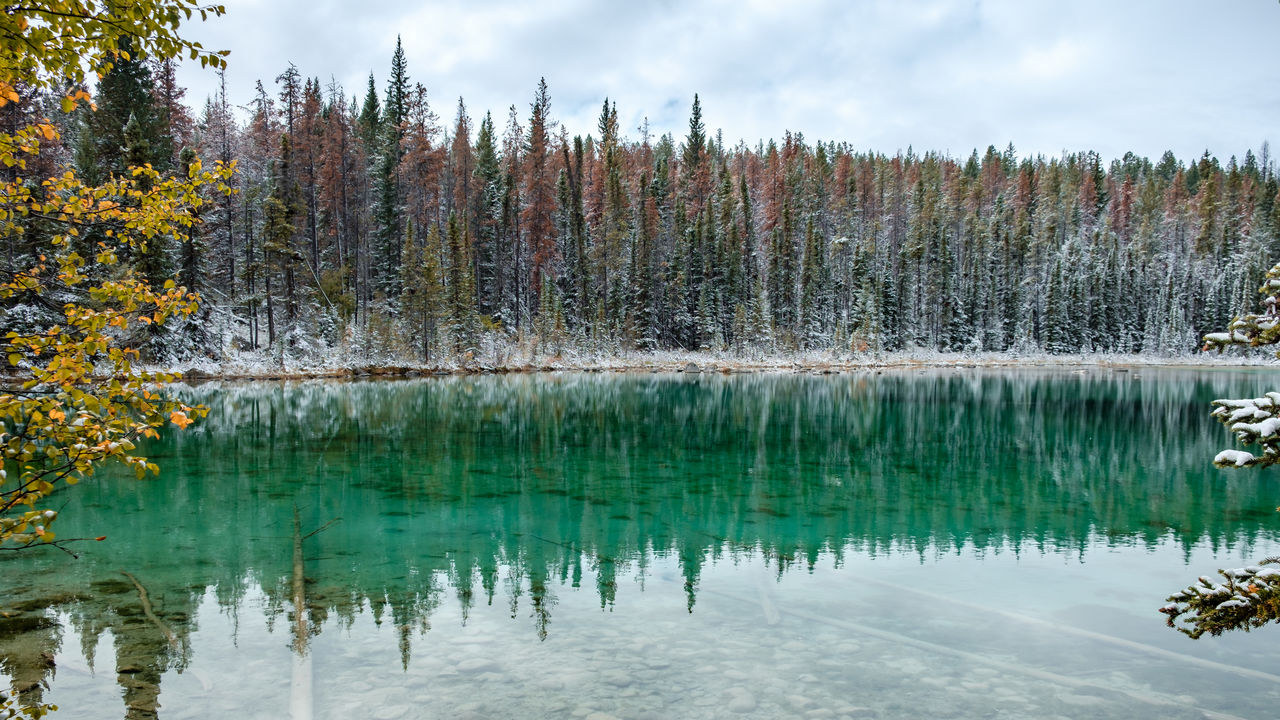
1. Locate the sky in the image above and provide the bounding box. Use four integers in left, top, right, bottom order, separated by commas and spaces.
173, 0, 1280, 165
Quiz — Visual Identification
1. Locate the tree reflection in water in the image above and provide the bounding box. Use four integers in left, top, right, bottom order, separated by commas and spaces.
2, 369, 1277, 717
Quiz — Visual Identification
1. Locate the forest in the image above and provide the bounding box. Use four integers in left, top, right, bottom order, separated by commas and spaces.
6, 36, 1280, 366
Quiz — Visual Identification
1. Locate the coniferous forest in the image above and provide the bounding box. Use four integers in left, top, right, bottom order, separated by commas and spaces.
9, 38, 1280, 365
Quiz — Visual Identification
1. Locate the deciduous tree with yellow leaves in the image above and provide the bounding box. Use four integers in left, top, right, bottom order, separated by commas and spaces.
0, 1, 233, 560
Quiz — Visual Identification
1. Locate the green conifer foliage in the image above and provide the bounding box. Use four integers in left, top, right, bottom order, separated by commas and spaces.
1164, 261, 1280, 638
447, 213, 479, 357
88, 36, 171, 176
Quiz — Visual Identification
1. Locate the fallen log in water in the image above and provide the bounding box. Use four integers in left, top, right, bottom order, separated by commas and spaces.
120, 571, 177, 650
290, 507, 340, 720
291, 506, 313, 720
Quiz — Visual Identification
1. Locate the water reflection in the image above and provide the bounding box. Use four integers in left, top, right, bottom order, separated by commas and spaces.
2, 369, 1279, 718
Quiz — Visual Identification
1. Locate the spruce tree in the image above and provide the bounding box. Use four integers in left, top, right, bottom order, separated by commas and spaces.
88, 36, 171, 176
446, 213, 480, 357
522, 78, 555, 316
1164, 260, 1280, 637
560, 136, 588, 331
629, 175, 657, 350
400, 220, 445, 363
473, 112, 503, 320
371, 39, 410, 296
358, 73, 381, 151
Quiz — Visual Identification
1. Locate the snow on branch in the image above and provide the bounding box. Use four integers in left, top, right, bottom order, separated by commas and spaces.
1203, 263, 1280, 469
1162, 559, 1280, 638
1210, 394, 1280, 468
1202, 262, 1280, 353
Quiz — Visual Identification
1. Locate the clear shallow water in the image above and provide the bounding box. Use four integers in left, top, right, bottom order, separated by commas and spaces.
4, 368, 1280, 719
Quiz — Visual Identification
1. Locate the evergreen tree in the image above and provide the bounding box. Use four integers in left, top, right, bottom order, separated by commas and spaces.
385, 37, 409, 131
446, 212, 480, 356
87, 36, 171, 176
629, 173, 657, 350
560, 135, 589, 331
799, 219, 828, 347
1164, 260, 1280, 638
522, 78, 556, 315
49, 58, 1280, 365
370, 40, 411, 296
473, 111, 503, 320
400, 220, 445, 363
358, 73, 381, 151
681, 94, 710, 214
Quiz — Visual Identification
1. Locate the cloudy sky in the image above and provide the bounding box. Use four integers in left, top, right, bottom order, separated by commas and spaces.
174, 0, 1279, 164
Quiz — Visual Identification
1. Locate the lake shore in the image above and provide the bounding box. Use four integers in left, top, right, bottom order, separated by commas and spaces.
166, 350, 1280, 381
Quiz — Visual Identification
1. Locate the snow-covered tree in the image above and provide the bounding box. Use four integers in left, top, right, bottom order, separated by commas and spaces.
1202, 260, 1280, 467
1162, 261, 1280, 637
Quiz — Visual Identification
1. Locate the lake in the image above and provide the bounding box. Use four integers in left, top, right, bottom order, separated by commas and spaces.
4, 368, 1280, 719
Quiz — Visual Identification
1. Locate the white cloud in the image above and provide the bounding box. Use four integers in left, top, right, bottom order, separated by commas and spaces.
174, 0, 1280, 163
1015, 39, 1087, 83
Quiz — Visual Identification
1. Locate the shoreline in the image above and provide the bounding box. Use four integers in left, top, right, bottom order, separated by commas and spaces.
166, 351, 1280, 382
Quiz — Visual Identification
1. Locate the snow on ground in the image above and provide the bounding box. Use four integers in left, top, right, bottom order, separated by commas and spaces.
155, 346, 1280, 381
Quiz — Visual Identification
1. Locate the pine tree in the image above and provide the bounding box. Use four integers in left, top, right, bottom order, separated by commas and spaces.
446, 213, 479, 357
473, 111, 503, 321
385, 37, 409, 131
601, 121, 629, 332
275, 63, 302, 138
1163, 260, 1280, 638
629, 172, 657, 350
126, 110, 172, 292
88, 36, 171, 176
203, 68, 238, 296
261, 135, 304, 347
500, 105, 524, 329
358, 74, 381, 151
799, 219, 827, 347
681, 94, 710, 215
54, 58, 1280, 365
559, 135, 589, 331
371, 40, 411, 296
522, 78, 556, 315
449, 97, 473, 221
400, 220, 445, 363
148, 55, 193, 168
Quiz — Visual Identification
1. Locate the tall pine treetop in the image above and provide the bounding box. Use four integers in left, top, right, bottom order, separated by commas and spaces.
684, 93, 706, 169
358, 72, 381, 148
385, 36, 409, 130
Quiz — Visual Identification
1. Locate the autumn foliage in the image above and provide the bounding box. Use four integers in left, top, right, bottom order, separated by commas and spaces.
0, 1, 233, 552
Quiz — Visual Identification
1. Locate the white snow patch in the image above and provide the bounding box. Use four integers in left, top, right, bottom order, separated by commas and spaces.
1215, 450, 1257, 467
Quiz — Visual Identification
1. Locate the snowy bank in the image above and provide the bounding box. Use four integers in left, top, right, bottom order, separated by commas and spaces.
156, 349, 1280, 381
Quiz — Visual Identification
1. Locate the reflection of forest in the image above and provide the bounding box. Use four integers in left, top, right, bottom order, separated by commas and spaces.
2, 370, 1278, 717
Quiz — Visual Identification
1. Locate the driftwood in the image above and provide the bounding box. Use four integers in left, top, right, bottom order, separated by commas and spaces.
290, 510, 339, 653
290, 507, 312, 720
120, 571, 177, 650
291, 508, 307, 654
289, 508, 338, 720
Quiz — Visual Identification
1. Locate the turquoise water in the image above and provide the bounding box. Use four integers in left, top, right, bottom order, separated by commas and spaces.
4, 369, 1280, 719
